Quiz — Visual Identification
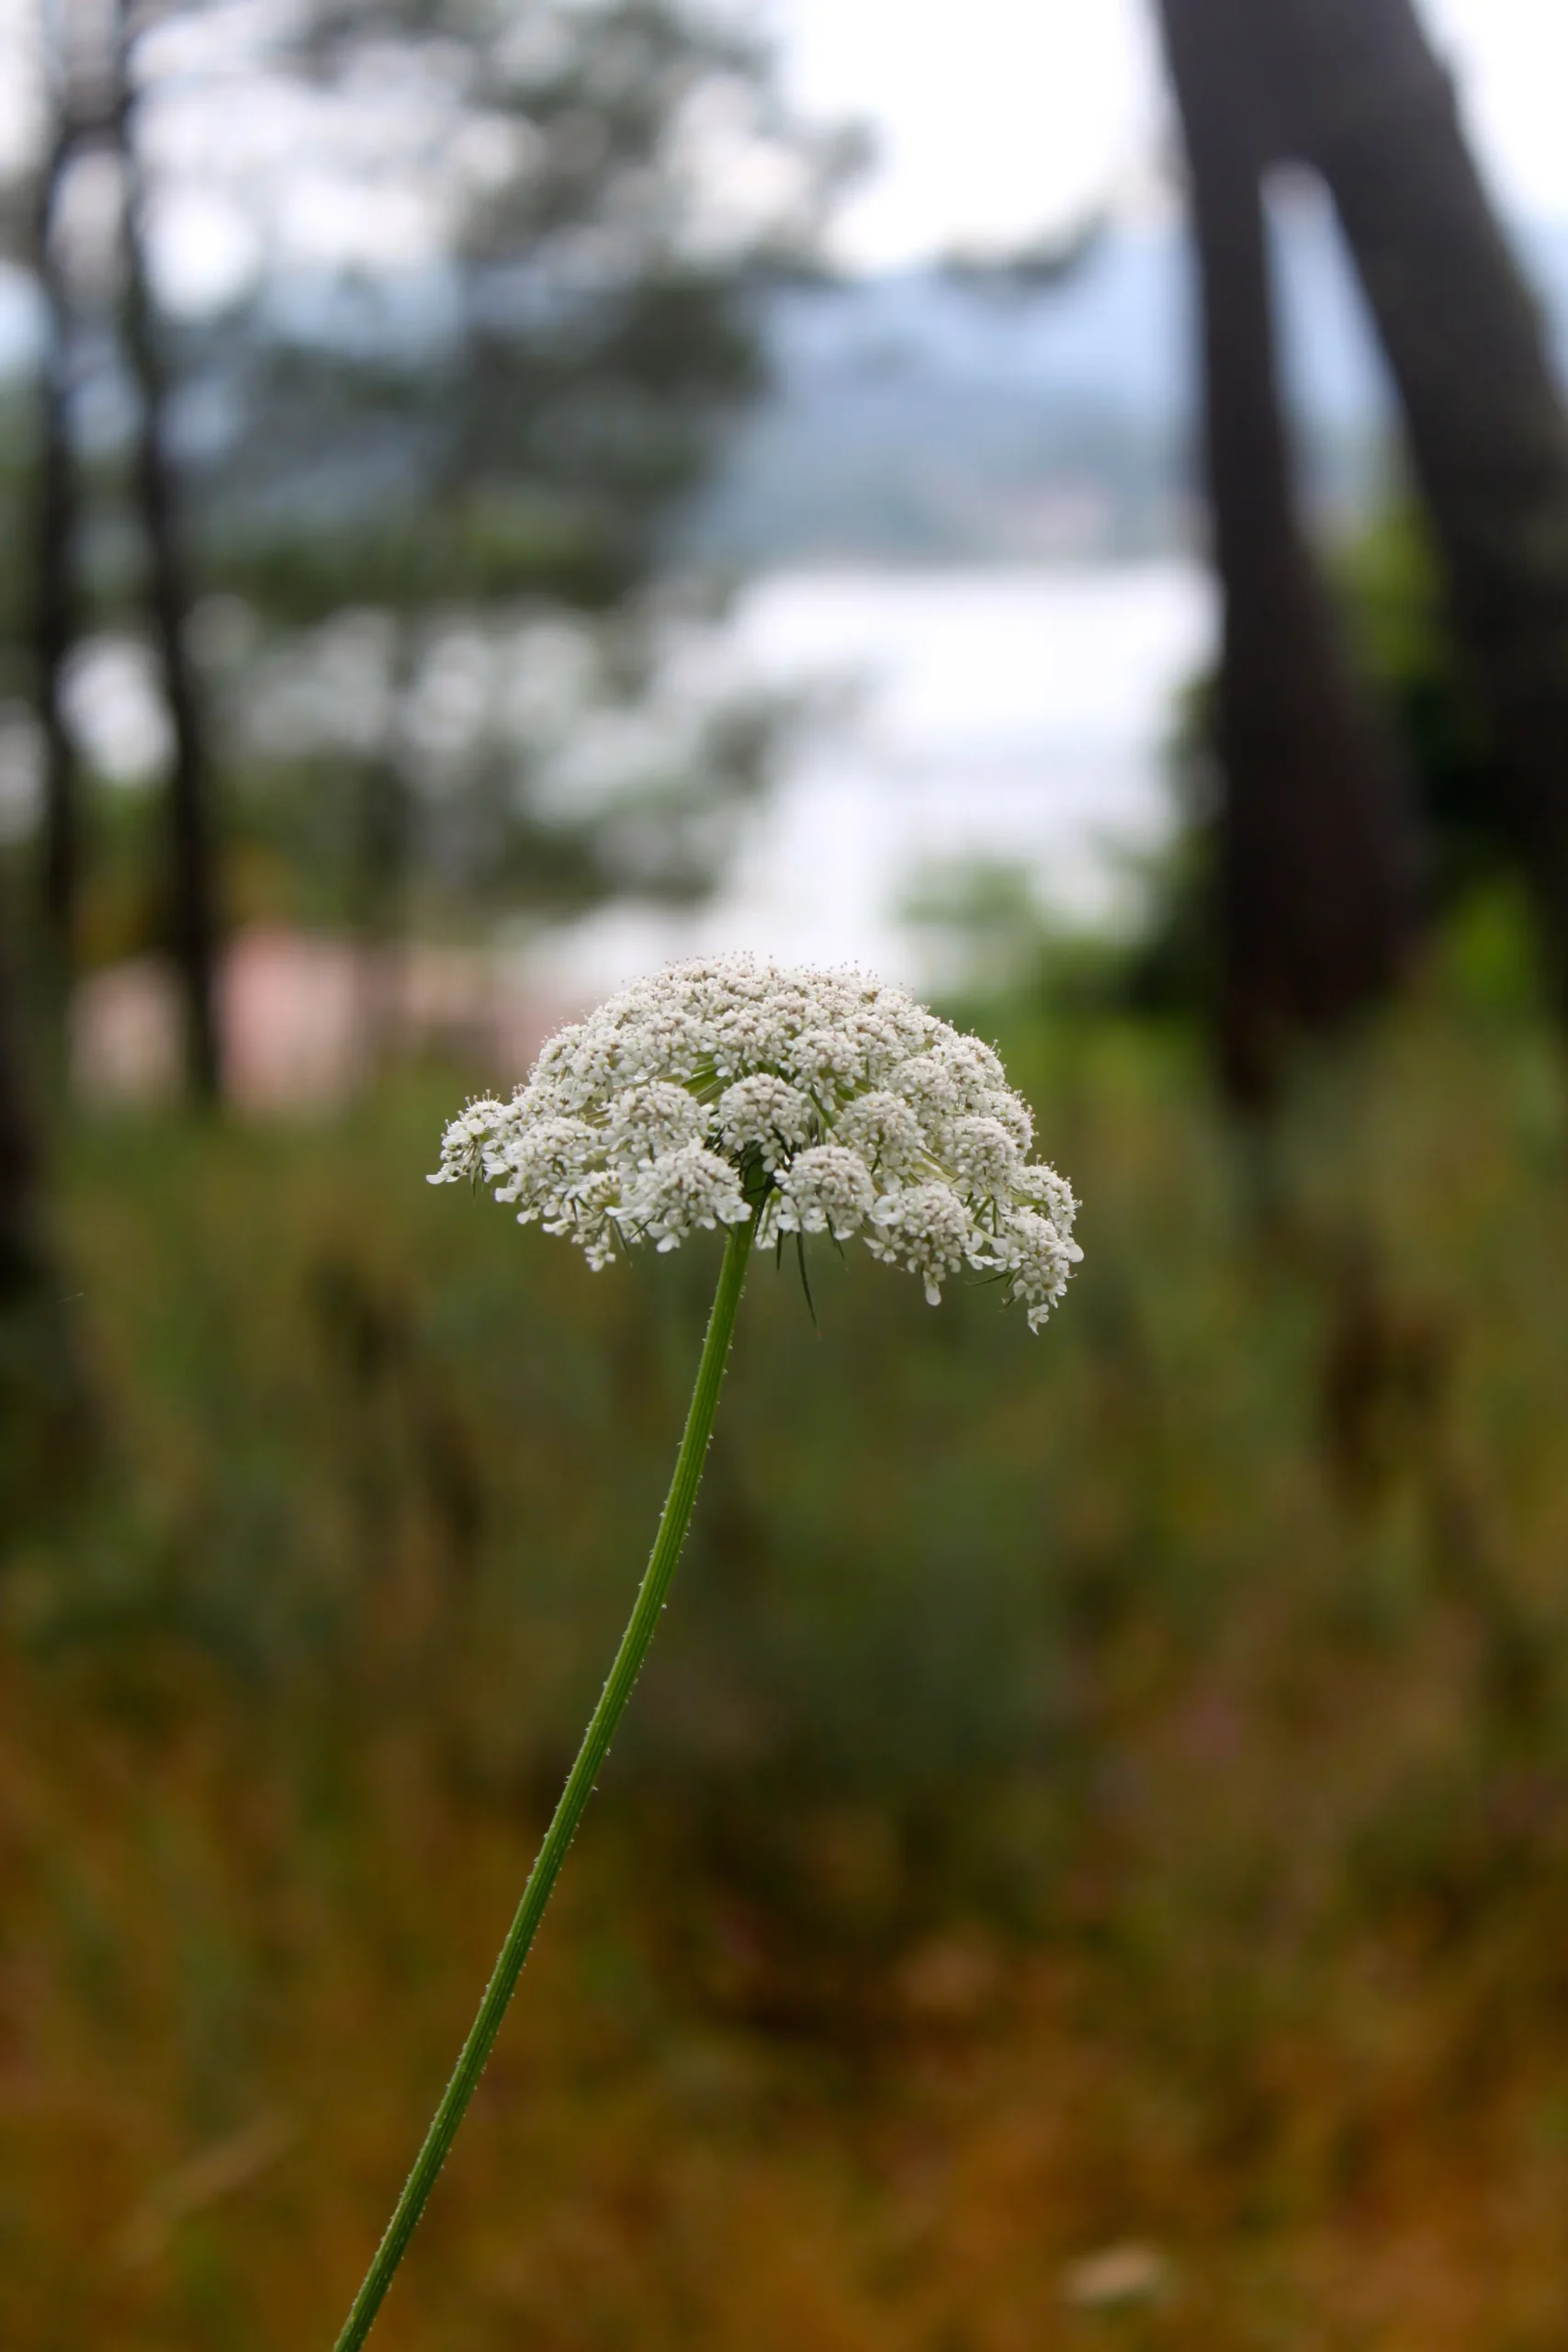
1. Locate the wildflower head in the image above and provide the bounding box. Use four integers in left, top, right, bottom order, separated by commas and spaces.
431, 953, 1082, 1327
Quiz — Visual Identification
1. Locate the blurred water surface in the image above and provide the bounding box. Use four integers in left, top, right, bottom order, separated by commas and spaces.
533, 557, 1215, 997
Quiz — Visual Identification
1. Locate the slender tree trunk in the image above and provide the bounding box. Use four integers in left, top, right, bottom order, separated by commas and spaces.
30, 107, 85, 1058
0, 921, 44, 1321
0, 893, 90, 1521
115, 5, 222, 1102
1156, 0, 1421, 1104
355, 624, 417, 1074
1259, 0, 1568, 1012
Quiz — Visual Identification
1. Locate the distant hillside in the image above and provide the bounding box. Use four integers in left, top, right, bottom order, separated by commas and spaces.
6, 204, 1566, 574
690, 209, 1568, 567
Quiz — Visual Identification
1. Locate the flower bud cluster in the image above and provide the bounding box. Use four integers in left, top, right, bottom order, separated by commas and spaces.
432, 954, 1082, 1326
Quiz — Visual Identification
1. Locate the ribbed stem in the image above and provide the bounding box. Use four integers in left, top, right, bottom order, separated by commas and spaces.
333, 1216, 756, 2349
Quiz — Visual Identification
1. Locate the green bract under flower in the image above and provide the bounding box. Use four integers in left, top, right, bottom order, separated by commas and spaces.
431, 954, 1082, 1329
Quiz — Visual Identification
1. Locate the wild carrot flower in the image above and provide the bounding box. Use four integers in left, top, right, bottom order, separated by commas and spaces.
431, 952, 1082, 1325
335, 956, 1081, 2348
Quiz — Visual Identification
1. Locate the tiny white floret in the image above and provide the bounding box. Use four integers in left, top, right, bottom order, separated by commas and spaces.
771, 1144, 878, 1240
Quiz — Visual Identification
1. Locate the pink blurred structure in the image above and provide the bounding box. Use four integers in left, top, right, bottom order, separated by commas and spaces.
73, 930, 553, 1110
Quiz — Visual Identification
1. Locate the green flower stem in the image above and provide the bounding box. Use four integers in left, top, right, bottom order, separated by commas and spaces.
333, 1213, 757, 2350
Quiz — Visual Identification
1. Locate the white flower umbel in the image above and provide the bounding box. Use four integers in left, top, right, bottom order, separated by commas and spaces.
432, 952, 1082, 1328
337, 957, 1082, 2349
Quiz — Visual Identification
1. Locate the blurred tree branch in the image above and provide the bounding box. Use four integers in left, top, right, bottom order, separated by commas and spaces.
125, 0, 842, 981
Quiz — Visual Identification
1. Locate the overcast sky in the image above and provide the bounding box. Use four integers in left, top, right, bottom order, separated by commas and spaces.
779, 0, 1568, 267
4, 0, 1564, 312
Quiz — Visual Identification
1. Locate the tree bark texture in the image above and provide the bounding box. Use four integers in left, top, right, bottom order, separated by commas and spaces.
1259, 0, 1568, 1010
1156, 0, 1421, 1104
116, 6, 223, 1102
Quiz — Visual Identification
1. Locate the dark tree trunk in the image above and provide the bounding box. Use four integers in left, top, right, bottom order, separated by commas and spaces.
0, 896, 90, 1520
1259, 0, 1568, 1011
115, 6, 223, 1102
1156, 0, 1421, 1104
0, 922, 44, 1320
31, 109, 85, 1052
357, 748, 411, 1062
355, 625, 417, 1072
